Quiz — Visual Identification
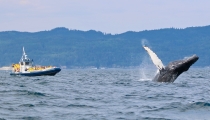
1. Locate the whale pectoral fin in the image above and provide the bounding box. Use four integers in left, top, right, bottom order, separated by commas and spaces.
143, 46, 165, 70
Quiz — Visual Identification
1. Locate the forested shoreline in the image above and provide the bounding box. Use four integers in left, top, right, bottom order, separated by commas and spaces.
0, 25, 210, 68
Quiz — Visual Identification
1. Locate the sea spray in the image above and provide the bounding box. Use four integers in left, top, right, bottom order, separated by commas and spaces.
139, 55, 156, 81
139, 39, 157, 81
141, 39, 150, 47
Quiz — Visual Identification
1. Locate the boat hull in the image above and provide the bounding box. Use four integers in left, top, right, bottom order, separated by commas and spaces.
10, 67, 61, 76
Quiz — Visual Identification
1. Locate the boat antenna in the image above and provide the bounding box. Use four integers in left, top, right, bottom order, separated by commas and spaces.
20, 46, 29, 62
23, 47, 26, 56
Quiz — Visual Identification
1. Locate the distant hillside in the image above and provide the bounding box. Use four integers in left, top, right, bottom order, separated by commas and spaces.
0, 26, 210, 68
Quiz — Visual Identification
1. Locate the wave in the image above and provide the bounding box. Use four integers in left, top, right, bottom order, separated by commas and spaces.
19, 104, 35, 107
185, 102, 210, 110
142, 101, 210, 113
66, 104, 95, 108
27, 91, 46, 97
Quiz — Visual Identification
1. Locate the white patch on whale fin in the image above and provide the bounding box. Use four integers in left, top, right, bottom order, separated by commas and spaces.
143, 46, 165, 70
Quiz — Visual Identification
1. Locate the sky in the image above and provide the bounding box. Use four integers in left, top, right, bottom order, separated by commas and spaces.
1, 0, 210, 34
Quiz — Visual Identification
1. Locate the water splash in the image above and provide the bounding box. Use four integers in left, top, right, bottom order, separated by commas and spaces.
139, 39, 157, 81
141, 39, 150, 47
139, 56, 156, 81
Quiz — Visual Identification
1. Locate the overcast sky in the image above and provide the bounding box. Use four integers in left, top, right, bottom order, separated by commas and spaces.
1, 0, 210, 34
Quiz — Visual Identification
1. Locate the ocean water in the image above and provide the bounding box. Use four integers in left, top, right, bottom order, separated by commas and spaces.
0, 68, 210, 120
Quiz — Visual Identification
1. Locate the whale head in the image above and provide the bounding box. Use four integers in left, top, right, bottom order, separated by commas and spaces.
166, 54, 199, 76
154, 54, 199, 82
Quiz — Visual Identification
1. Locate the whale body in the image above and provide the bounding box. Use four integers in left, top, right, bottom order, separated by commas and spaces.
143, 46, 199, 82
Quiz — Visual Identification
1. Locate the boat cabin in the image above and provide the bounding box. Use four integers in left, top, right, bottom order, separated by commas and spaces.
19, 47, 33, 72
12, 47, 33, 73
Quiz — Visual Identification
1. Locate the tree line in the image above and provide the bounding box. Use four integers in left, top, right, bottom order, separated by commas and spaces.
0, 26, 210, 68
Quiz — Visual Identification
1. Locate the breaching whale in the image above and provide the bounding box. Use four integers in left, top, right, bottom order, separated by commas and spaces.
143, 46, 199, 82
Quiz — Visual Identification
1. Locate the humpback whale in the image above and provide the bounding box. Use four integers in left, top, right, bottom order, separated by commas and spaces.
143, 46, 199, 82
